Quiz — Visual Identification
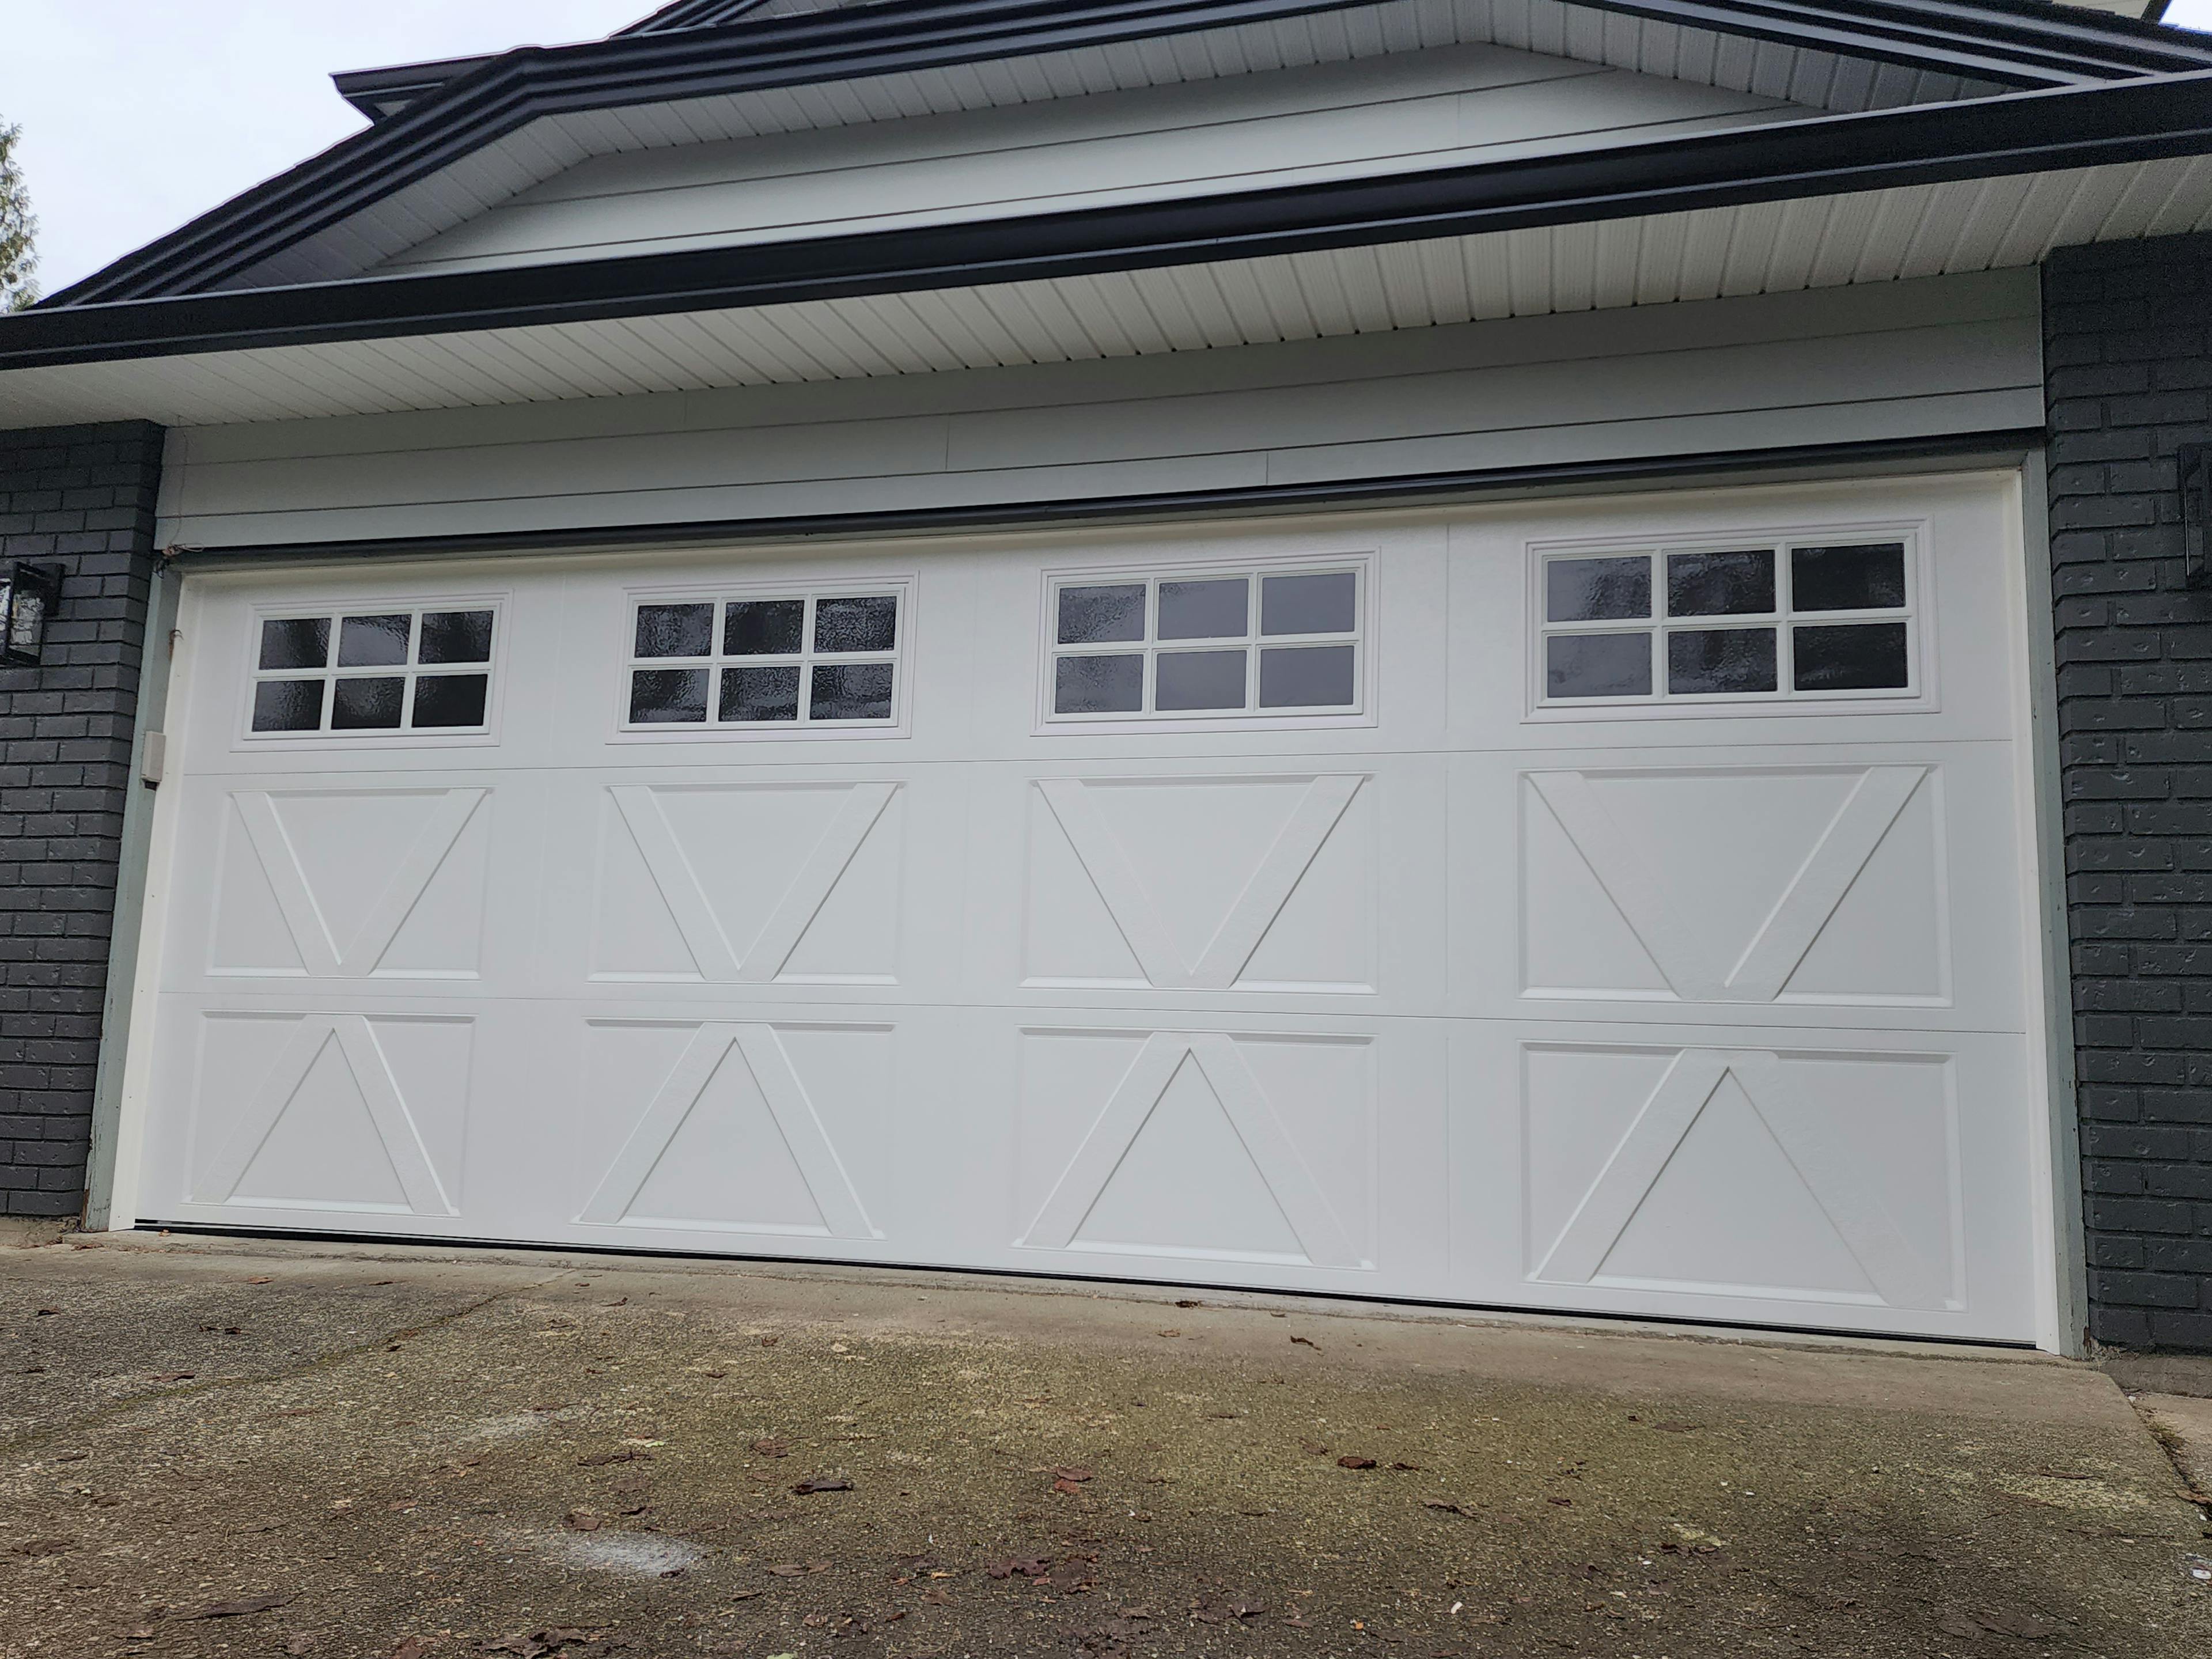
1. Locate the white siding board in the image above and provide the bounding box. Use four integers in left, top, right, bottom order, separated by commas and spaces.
156, 274, 2039, 548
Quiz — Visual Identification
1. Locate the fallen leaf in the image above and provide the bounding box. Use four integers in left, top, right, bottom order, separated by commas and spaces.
793, 1477, 853, 1494
190, 1593, 293, 1620
1339, 1456, 1377, 1470
15, 1539, 73, 1557
150, 1371, 195, 1384
564, 1510, 604, 1532
1290, 1336, 1321, 1351
247, 1277, 273, 1285
1158, 1329, 1180, 1338
1653, 1422, 1700, 1434
768, 1564, 810, 1577
35, 1307, 60, 1316
51, 1450, 88, 1463
987, 1555, 1051, 1580
751, 1438, 789, 1458
1055, 1466, 1094, 1483
1392, 1462, 1422, 1472
1175, 1300, 1203, 1308
576, 1450, 650, 1467
1053, 1478, 1085, 1495
759, 1335, 779, 1347
1423, 1499, 1472, 1516
922, 1588, 952, 1606
1300, 1440, 1330, 1456
391, 1639, 432, 1659
1547, 1496, 1574, 1507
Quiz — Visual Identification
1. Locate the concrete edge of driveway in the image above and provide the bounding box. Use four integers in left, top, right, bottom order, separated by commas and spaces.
43, 1222, 2071, 1368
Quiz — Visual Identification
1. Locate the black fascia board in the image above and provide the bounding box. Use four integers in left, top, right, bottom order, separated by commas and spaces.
332, 55, 501, 123
7, 69, 2212, 376
46, 0, 2212, 310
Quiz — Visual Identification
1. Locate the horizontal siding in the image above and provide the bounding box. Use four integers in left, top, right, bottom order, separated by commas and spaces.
379, 44, 1800, 277
157, 271, 2042, 549
237, 0, 1986, 290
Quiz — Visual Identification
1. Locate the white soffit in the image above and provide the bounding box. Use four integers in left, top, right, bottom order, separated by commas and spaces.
9, 157, 2206, 431
234, 0, 2006, 289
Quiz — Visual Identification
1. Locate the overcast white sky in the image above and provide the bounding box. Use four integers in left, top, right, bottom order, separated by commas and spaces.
4, 0, 2212, 296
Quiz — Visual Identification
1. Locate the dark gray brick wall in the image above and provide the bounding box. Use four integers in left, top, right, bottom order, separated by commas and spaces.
0, 421, 162, 1219
2046, 233, 2212, 1351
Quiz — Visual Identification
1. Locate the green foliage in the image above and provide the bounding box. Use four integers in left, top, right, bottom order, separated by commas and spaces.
0, 120, 38, 312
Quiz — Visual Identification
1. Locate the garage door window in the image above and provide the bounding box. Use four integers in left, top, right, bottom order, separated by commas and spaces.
1538, 539, 1915, 706
249, 606, 497, 734
1048, 566, 1363, 721
625, 589, 903, 729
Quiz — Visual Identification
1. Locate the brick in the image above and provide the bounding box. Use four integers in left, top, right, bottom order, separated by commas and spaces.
0, 420, 158, 1221
2049, 233, 2212, 1351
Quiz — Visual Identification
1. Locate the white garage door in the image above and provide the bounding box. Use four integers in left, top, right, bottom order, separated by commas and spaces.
120, 472, 2055, 1342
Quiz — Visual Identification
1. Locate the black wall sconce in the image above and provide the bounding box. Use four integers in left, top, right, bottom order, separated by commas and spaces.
0, 562, 62, 667
2182, 443, 2212, 589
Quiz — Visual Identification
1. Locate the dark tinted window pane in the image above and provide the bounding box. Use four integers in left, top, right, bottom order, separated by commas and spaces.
338, 613, 411, 668
1666, 550, 1774, 618
724, 599, 805, 657
1668, 627, 1778, 695
259, 617, 329, 671
1546, 632, 1652, 699
1156, 648, 1247, 711
251, 679, 324, 732
1259, 644, 1356, 708
635, 604, 714, 659
412, 673, 489, 729
1546, 558, 1650, 623
1791, 543, 1908, 612
1793, 622, 1910, 691
722, 665, 801, 722
419, 610, 493, 665
1055, 654, 1143, 714
630, 668, 709, 723
1058, 584, 1146, 645
1157, 578, 1248, 641
815, 596, 897, 654
810, 661, 895, 721
1261, 571, 1357, 637
331, 676, 406, 729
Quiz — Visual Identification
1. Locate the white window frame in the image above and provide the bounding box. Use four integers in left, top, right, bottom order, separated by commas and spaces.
613, 575, 914, 741
238, 594, 507, 748
1527, 521, 1933, 718
1037, 553, 1373, 732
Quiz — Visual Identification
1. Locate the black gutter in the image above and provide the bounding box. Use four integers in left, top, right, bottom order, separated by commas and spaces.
48, 0, 2212, 309
332, 55, 501, 123
7, 71, 2211, 373
158, 430, 2045, 569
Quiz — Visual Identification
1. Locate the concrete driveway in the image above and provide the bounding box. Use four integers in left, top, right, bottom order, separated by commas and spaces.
2, 1236, 2208, 1659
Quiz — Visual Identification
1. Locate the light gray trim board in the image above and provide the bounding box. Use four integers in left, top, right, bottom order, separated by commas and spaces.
157, 271, 2042, 551
84, 563, 183, 1233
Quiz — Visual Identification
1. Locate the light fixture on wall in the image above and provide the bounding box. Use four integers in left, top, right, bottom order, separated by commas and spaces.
0, 562, 62, 668
2181, 444, 2212, 589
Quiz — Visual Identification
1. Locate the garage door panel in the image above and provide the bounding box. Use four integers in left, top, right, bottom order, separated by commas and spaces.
573, 1017, 891, 1242
153, 1007, 475, 1224
1455, 741, 2025, 1031
528, 764, 965, 1003
964, 757, 1446, 1015
1451, 1021, 2035, 1340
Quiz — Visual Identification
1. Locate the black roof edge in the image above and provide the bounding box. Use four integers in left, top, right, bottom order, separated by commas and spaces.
7, 70, 2210, 376
331, 55, 502, 123
44, 0, 2212, 310
616, 0, 782, 37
